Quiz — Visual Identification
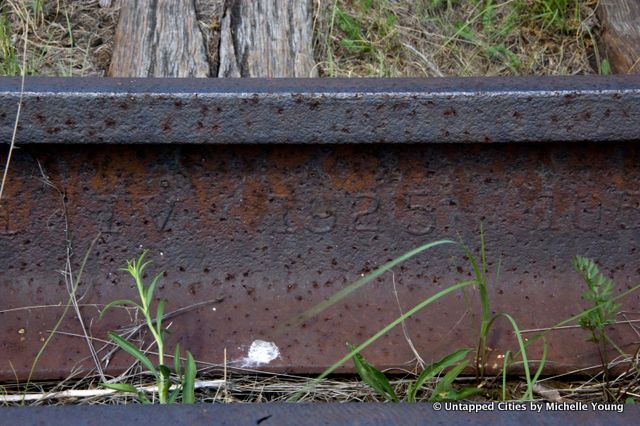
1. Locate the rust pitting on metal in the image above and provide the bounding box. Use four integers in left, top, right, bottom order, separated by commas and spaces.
1, 76, 640, 144
1, 141, 640, 380
1, 77, 640, 380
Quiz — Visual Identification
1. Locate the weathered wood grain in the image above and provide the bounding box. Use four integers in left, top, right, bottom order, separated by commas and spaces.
598, 0, 640, 73
109, 0, 210, 77
218, 0, 318, 77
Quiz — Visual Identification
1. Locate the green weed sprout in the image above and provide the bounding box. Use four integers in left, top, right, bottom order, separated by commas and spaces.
573, 256, 620, 341
460, 224, 491, 379
347, 228, 545, 402
101, 251, 196, 404
573, 255, 621, 398
351, 346, 481, 402
287, 229, 640, 402
462, 226, 547, 400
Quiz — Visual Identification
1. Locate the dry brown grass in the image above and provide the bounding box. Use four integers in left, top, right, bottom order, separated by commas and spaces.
0, 0, 118, 76
3, 359, 640, 406
312, 0, 601, 77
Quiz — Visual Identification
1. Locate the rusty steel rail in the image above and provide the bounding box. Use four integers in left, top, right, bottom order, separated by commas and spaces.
1, 76, 639, 144
1, 76, 640, 381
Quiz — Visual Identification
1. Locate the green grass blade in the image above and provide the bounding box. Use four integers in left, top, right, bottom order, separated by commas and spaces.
101, 383, 139, 393
156, 299, 166, 335
430, 361, 468, 401
137, 391, 151, 404
130, 251, 149, 275
448, 386, 483, 400
478, 223, 486, 286
495, 256, 502, 282
145, 272, 163, 309
461, 226, 491, 378
158, 365, 171, 403
102, 383, 151, 404
336, 8, 362, 40
408, 348, 472, 402
460, 239, 482, 288
406, 382, 416, 403
182, 351, 197, 404
99, 299, 140, 320
467, 225, 489, 327
601, 58, 611, 76
481, 0, 494, 35
350, 344, 398, 402
174, 344, 182, 377
530, 337, 548, 387
502, 350, 511, 401
279, 240, 455, 332
289, 279, 476, 401
487, 313, 534, 400
108, 332, 157, 374
138, 260, 152, 276
169, 386, 181, 404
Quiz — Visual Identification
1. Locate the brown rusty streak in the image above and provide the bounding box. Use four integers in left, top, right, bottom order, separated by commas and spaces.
265, 150, 310, 198
0, 175, 31, 235
321, 147, 379, 193
235, 176, 269, 228
185, 151, 223, 231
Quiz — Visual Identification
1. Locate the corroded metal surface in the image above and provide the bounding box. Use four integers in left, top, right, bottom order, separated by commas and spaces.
1, 77, 640, 381
0, 76, 639, 144
2, 143, 640, 380
0, 404, 634, 425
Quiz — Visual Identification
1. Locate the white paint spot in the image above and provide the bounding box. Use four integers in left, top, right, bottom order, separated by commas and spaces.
241, 340, 280, 368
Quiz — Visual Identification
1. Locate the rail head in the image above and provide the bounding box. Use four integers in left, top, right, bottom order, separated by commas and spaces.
1, 75, 639, 144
